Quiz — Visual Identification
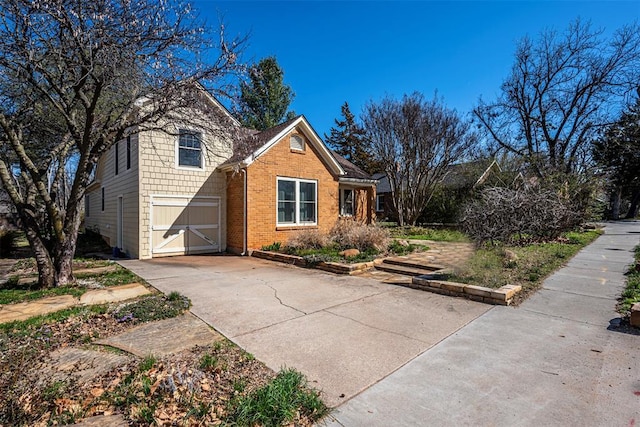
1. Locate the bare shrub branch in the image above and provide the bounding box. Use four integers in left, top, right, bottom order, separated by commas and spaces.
329, 219, 390, 252
461, 186, 580, 245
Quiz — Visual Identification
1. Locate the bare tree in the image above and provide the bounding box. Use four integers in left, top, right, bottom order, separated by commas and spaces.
363, 92, 476, 226
474, 20, 640, 176
0, 0, 245, 287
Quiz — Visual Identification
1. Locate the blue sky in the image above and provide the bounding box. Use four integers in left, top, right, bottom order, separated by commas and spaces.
195, 1, 639, 137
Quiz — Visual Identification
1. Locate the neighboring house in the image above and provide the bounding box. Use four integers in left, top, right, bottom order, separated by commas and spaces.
85, 90, 376, 259
371, 172, 393, 221
373, 159, 504, 222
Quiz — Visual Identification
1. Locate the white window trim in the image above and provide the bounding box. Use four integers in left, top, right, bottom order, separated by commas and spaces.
376, 194, 385, 212
126, 135, 132, 170
114, 141, 119, 176
175, 128, 205, 170
276, 177, 318, 226
340, 188, 355, 217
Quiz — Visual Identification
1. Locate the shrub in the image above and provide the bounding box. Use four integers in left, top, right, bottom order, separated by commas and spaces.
261, 242, 281, 252
461, 186, 580, 245
329, 220, 390, 252
75, 227, 110, 256
387, 240, 424, 256
618, 245, 640, 316
286, 229, 329, 250
301, 253, 333, 266
0, 228, 18, 257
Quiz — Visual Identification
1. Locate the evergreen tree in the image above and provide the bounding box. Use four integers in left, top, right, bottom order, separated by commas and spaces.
237, 57, 295, 130
593, 97, 640, 219
325, 102, 379, 173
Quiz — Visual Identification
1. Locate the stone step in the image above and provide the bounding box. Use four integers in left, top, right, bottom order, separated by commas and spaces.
375, 263, 436, 277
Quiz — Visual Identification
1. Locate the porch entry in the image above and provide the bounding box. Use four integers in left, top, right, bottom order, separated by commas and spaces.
150, 195, 220, 256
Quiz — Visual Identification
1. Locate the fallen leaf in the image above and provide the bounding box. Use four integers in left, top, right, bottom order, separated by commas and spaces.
90, 387, 105, 397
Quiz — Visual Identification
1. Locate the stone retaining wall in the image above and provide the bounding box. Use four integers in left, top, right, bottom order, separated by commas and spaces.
250, 250, 374, 275
411, 276, 522, 306
251, 250, 306, 267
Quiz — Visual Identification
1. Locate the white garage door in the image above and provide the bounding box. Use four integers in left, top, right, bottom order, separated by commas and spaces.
151, 195, 220, 256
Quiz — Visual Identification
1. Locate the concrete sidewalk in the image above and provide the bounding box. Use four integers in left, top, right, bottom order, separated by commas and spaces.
327, 221, 640, 426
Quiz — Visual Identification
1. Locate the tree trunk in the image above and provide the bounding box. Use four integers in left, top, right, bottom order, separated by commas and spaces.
53, 197, 83, 286
25, 228, 56, 288
54, 237, 76, 286
625, 188, 640, 219
610, 187, 622, 220
53, 228, 80, 286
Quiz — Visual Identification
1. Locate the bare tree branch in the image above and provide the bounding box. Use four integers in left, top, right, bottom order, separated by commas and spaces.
474, 19, 640, 176
0, 0, 247, 287
363, 92, 476, 226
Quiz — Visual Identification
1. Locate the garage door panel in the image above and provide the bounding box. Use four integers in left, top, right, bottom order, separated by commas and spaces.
154, 206, 188, 228
188, 228, 216, 247
153, 229, 187, 253
188, 205, 216, 225
151, 196, 220, 257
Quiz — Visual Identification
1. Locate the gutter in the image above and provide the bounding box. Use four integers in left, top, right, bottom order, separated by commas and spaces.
338, 177, 379, 186
240, 168, 248, 256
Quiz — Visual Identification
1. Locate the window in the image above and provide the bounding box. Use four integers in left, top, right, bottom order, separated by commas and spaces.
114, 142, 119, 175
340, 188, 354, 216
277, 178, 317, 225
290, 134, 305, 151
126, 136, 131, 170
178, 129, 203, 168
101, 187, 105, 211
85, 195, 90, 217
376, 194, 385, 212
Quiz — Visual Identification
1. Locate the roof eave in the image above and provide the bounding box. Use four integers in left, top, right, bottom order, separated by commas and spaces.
218, 160, 248, 172
339, 177, 378, 186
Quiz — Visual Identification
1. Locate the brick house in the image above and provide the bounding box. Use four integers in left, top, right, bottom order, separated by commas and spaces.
221, 116, 377, 254
85, 92, 376, 259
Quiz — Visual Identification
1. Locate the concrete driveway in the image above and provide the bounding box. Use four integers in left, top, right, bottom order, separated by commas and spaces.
121, 255, 490, 407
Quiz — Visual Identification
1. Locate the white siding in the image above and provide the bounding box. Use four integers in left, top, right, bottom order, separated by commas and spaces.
85, 134, 140, 257
138, 126, 230, 259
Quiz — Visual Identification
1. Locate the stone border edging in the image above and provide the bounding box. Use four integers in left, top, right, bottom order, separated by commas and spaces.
251, 250, 522, 305
631, 303, 640, 327
0, 283, 150, 324
411, 276, 522, 305
250, 250, 374, 275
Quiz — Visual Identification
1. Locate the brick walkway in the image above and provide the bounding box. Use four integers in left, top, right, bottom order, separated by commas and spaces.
356, 240, 475, 283
405, 240, 475, 268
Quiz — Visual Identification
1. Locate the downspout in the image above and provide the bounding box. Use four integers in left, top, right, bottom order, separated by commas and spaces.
240, 168, 248, 256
